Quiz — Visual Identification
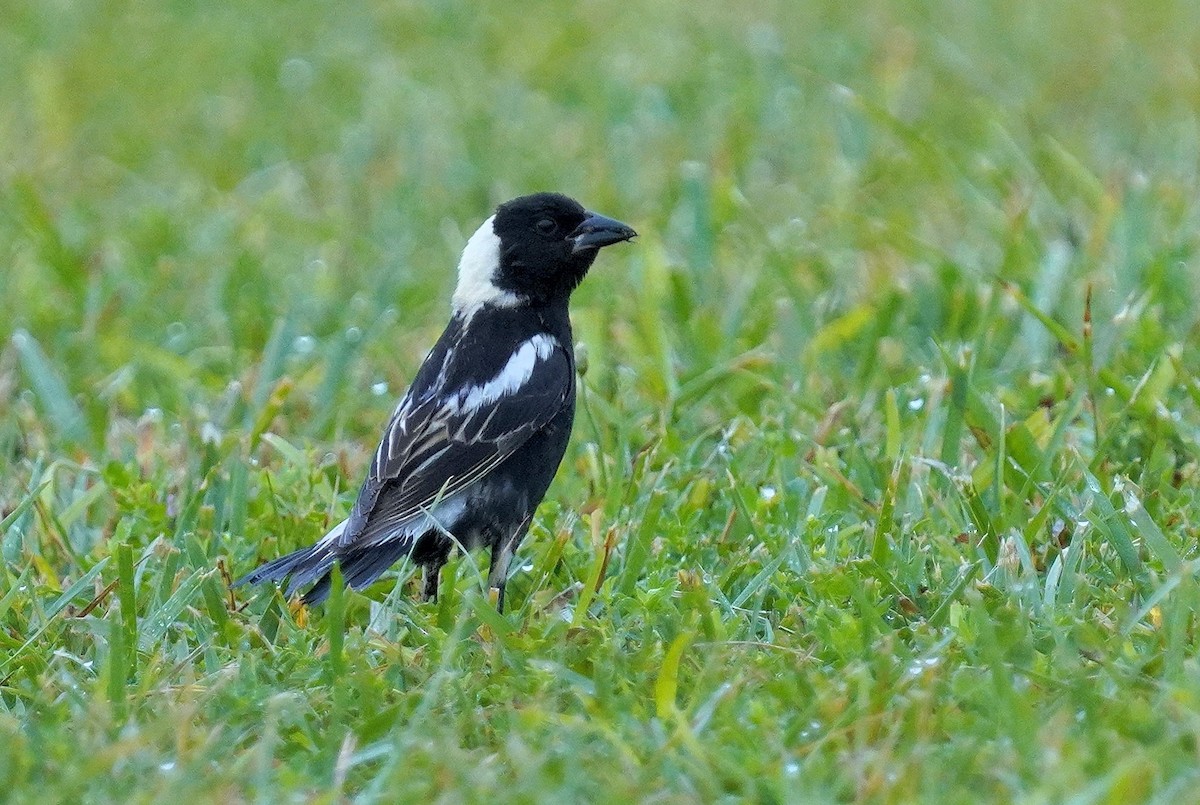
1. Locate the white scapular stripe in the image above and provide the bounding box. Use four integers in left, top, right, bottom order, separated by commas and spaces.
452, 215, 523, 313
456, 334, 556, 411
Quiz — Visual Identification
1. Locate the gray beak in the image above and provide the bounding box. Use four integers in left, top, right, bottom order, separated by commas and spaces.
570, 212, 637, 254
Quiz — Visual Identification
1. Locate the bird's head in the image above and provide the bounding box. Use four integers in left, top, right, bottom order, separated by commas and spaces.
452, 192, 636, 314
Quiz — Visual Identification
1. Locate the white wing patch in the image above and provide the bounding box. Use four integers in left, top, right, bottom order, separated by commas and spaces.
376, 335, 558, 469
452, 215, 524, 314
455, 334, 557, 413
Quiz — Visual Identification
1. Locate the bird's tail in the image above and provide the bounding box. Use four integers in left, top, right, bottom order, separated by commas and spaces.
287, 539, 412, 606
233, 521, 346, 602
234, 520, 421, 606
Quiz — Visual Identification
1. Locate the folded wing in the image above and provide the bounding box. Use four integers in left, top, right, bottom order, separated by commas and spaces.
341, 334, 572, 549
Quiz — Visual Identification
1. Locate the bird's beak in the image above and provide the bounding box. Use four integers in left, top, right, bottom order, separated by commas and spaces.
570, 212, 637, 254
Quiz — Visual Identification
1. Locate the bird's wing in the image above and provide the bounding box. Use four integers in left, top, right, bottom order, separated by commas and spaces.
339, 337, 573, 547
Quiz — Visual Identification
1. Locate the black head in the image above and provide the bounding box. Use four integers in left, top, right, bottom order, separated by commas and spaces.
453, 192, 635, 312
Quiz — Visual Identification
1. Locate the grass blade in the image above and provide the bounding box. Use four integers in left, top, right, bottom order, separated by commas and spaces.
11, 329, 90, 447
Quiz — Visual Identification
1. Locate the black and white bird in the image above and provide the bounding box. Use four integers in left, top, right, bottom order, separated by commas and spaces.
236, 193, 636, 611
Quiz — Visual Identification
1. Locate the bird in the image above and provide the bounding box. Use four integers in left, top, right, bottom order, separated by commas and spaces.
235, 192, 636, 612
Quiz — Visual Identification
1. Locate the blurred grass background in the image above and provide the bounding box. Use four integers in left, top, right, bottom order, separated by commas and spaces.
3, 0, 1200, 801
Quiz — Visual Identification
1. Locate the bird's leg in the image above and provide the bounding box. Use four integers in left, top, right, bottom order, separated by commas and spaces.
487, 538, 515, 613
488, 517, 531, 613
421, 555, 447, 602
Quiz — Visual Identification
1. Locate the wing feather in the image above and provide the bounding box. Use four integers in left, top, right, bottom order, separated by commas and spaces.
338, 338, 572, 548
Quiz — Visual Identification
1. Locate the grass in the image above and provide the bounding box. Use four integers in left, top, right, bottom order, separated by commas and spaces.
3, 0, 1200, 800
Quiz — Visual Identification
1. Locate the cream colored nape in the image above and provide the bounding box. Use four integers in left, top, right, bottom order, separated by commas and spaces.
452, 215, 524, 314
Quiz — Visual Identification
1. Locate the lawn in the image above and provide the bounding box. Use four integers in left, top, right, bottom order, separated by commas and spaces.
3, 0, 1200, 801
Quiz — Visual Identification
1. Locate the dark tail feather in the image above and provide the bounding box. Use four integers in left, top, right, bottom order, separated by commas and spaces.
300, 540, 413, 605
234, 542, 337, 598
299, 573, 334, 606
342, 541, 413, 590
237, 518, 420, 606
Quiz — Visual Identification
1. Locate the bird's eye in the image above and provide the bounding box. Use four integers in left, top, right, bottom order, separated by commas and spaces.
535, 218, 558, 235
